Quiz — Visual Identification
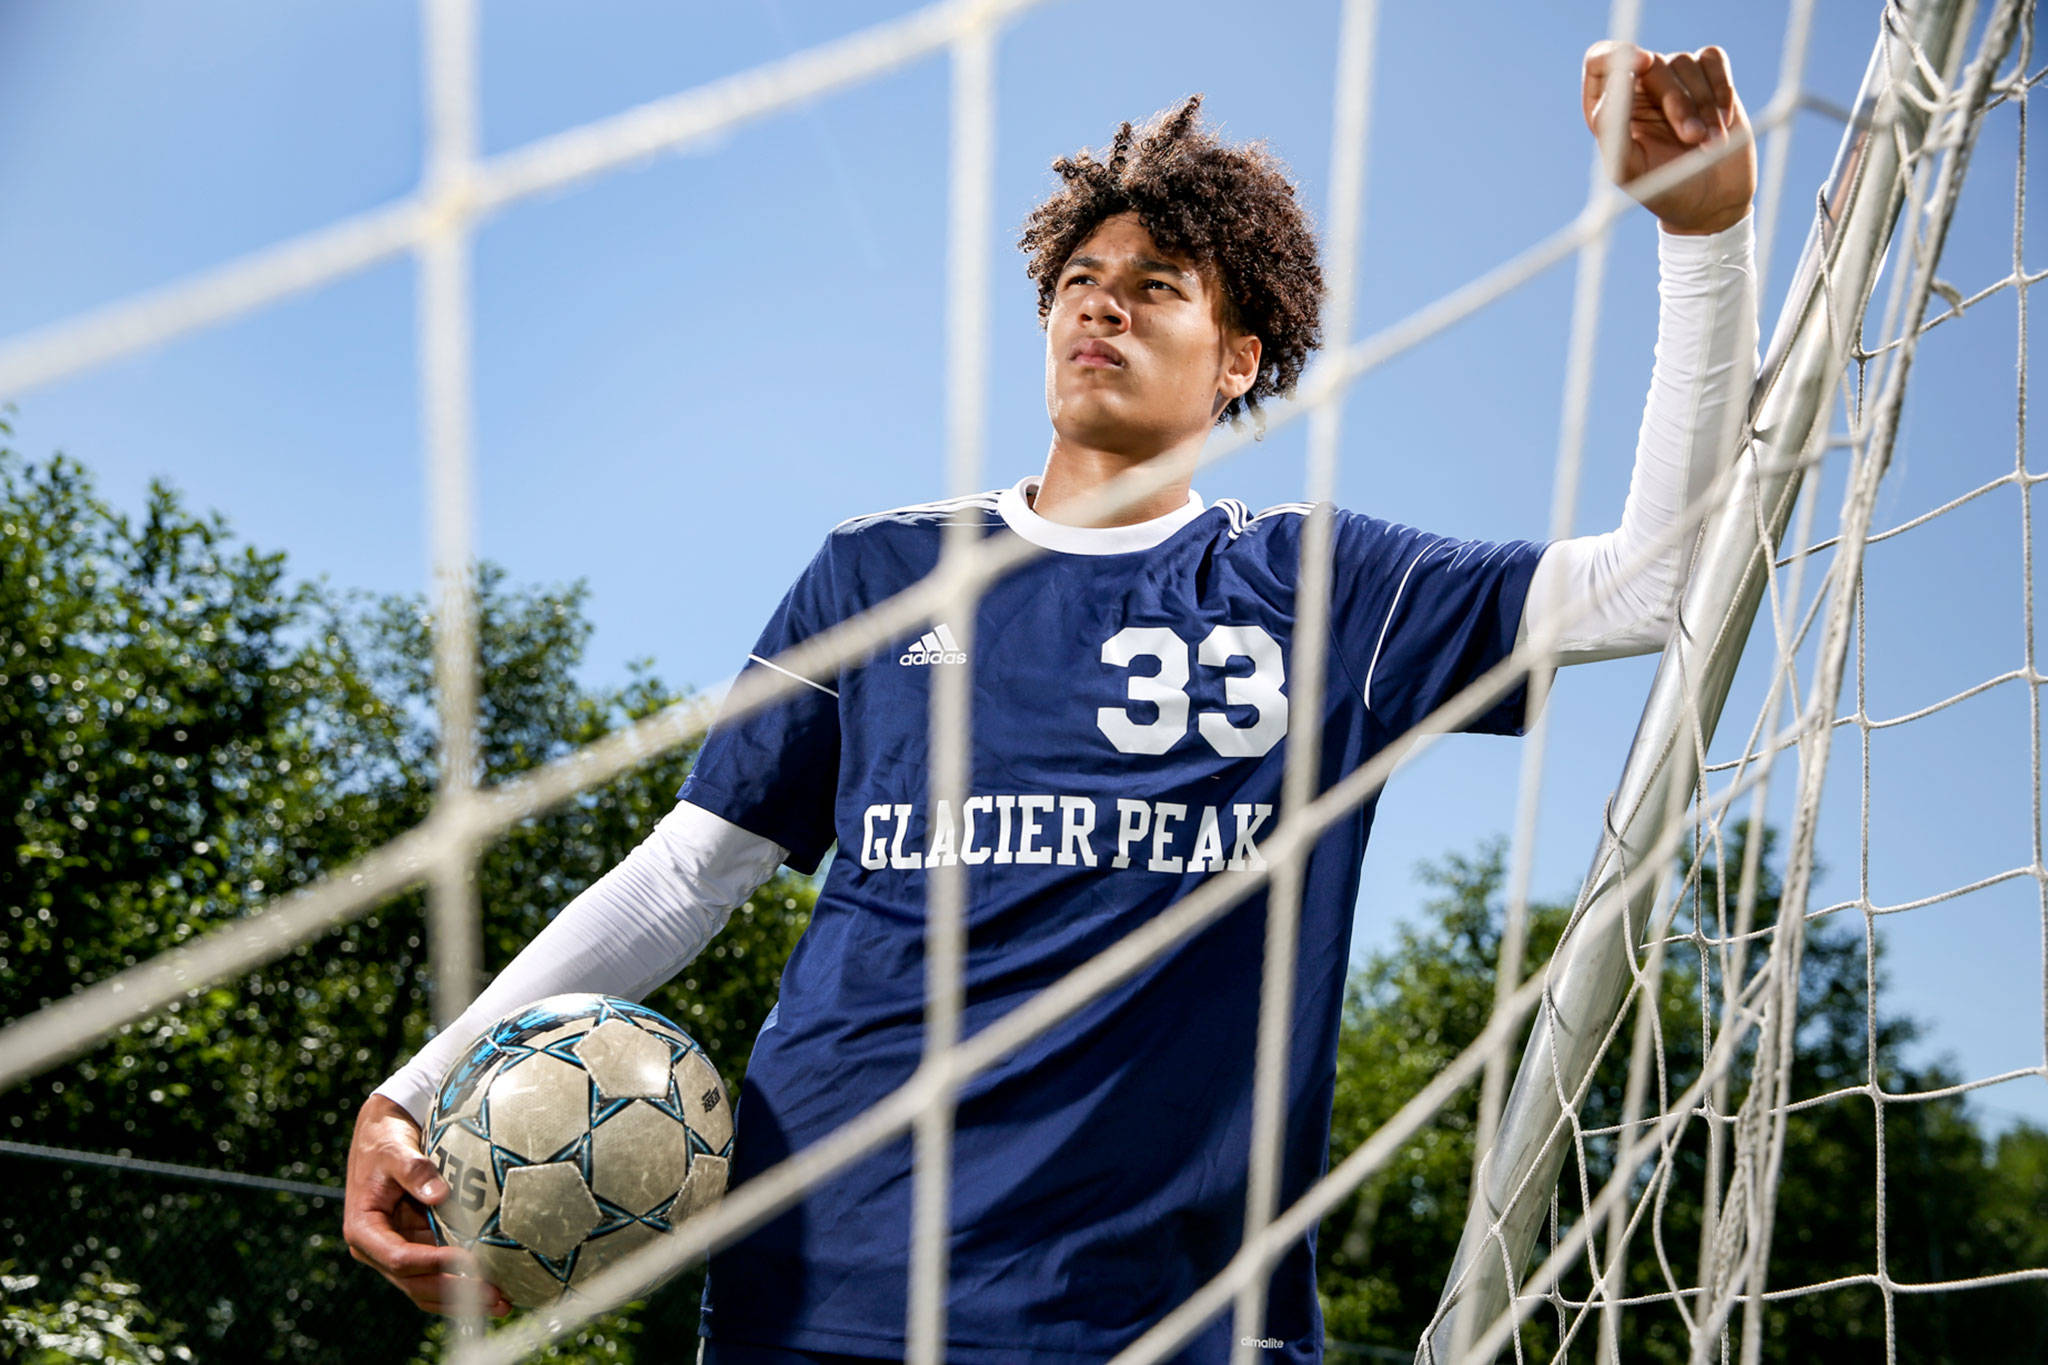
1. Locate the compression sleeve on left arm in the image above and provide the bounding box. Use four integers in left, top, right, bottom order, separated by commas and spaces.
369, 800, 787, 1126
1521, 214, 1759, 663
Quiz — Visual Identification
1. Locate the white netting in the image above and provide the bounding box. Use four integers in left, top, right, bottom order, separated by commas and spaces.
1424, 2, 2048, 1361
0, 2, 2040, 1363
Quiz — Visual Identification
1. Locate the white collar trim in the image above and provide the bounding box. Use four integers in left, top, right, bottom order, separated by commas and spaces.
996, 475, 1205, 556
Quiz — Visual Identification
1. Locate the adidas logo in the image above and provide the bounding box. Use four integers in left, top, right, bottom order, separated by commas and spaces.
900, 623, 968, 666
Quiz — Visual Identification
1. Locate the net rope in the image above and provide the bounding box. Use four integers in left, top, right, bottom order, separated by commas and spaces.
0, 2, 2038, 1363
1421, 3, 2048, 1361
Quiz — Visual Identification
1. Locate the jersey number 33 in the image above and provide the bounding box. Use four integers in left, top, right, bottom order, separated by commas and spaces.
1096, 624, 1287, 758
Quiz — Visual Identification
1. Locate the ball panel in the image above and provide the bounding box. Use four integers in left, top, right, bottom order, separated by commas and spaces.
506, 1018, 599, 1052
568, 1218, 667, 1285
485, 1053, 591, 1162
473, 1239, 570, 1310
497, 1162, 603, 1262
573, 1019, 674, 1101
629, 1017, 695, 1057
586, 1101, 694, 1216
423, 1119, 499, 1244
673, 1048, 734, 1154
674, 1153, 729, 1223
497, 993, 611, 1039
432, 1041, 513, 1129
608, 999, 688, 1038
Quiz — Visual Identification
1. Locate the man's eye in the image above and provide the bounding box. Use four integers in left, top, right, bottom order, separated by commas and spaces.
1143, 280, 1180, 294
1063, 275, 1093, 288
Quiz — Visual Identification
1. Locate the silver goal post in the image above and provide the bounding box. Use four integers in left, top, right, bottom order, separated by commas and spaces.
1418, 0, 2002, 1358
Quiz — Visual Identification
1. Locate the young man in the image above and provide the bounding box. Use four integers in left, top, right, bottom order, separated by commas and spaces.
345, 41, 1758, 1364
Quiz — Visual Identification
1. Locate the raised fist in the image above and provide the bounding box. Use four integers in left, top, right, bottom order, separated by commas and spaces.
1583, 41, 1757, 235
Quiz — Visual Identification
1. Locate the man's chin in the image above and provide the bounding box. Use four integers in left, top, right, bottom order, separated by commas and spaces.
1049, 402, 1175, 455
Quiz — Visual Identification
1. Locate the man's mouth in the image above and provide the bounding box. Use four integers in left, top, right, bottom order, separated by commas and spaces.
1070, 340, 1125, 368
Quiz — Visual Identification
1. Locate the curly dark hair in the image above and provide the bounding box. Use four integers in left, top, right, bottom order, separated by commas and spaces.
1018, 94, 1324, 425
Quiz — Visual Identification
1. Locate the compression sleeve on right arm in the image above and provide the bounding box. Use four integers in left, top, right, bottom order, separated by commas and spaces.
370, 800, 788, 1126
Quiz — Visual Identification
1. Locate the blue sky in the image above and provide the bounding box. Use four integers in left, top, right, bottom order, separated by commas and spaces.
2, 0, 2044, 1131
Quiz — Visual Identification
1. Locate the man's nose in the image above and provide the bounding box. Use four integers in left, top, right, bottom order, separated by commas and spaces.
1078, 287, 1128, 329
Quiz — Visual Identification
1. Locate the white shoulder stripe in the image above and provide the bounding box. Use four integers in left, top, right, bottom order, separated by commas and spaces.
833, 491, 1001, 531
1219, 499, 1321, 540
747, 653, 840, 699
1251, 502, 1317, 521
1362, 541, 1441, 714
1214, 497, 1256, 539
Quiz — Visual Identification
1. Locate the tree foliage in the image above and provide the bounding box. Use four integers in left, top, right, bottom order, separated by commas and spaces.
1320, 836, 2048, 1361
0, 428, 813, 1361
0, 1260, 194, 1364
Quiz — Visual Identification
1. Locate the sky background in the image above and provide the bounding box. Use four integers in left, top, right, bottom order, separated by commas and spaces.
1, 0, 2044, 1132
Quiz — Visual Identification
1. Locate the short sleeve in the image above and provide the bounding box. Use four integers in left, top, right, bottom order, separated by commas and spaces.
1328, 513, 1548, 738
678, 537, 844, 874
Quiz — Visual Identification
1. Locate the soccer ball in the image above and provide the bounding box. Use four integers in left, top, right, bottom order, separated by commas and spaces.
421, 992, 733, 1308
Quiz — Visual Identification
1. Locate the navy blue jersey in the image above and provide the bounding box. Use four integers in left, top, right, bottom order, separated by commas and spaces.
679, 478, 1545, 1364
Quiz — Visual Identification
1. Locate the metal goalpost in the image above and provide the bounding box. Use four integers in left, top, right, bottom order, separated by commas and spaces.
1422, 1, 2035, 1360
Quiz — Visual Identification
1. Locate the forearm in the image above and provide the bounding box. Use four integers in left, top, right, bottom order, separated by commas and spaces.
1523, 213, 1759, 662
370, 801, 786, 1124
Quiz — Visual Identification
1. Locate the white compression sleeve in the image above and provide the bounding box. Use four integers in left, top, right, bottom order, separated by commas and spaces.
1521, 215, 1759, 663
370, 801, 788, 1125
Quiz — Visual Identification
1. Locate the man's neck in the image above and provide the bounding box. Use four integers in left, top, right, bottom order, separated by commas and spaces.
1030, 434, 1202, 527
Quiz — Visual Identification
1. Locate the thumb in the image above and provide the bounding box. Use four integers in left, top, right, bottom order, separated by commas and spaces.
1581, 40, 1650, 129
401, 1153, 452, 1206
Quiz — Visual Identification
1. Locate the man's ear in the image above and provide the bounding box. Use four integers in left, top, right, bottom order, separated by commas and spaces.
1221, 331, 1262, 402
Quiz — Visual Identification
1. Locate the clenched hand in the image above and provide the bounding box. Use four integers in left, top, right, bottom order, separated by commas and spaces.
1583, 41, 1757, 236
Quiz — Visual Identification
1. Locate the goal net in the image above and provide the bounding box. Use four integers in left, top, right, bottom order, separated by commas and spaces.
1424, 1, 2048, 1361
0, 1, 2041, 1363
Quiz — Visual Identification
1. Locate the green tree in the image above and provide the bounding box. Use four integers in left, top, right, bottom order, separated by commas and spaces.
0, 426, 813, 1361
1319, 836, 2048, 1361
0, 1259, 194, 1364
409, 1307, 642, 1365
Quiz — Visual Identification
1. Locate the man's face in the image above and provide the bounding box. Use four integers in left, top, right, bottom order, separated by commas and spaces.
1043, 212, 1258, 456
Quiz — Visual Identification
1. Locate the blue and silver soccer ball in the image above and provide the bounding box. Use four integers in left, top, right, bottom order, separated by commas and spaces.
421, 993, 733, 1308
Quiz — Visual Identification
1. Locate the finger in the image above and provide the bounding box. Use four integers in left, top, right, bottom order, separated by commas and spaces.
353, 1103, 449, 1207
418, 1297, 513, 1319
1638, 58, 1710, 144
1698, 46, 1737, 126
406, 1274, 514, 1318
391, 1199, 442, 1242
395, 1151, 452, 1207
1582, 40, 1650, 130
346, 1208, 485, 1279
1667, 53, 1720, 137
383, 1236, 488, 1280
